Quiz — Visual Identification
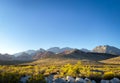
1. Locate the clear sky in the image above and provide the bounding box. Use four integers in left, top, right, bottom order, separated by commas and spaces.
0, 0, 120, 54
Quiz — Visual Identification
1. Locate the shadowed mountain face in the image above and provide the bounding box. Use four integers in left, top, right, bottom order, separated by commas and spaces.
0, 53, 14, 61
15, 52, 33, 61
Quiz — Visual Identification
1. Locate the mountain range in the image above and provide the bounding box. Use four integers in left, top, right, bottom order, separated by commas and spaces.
0, 45, 120, 64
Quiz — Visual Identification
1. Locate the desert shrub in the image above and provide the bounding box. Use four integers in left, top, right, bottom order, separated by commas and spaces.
102, 71, 114, 80
80, 65, 91, 77
59, 61, 90, 77
90, 72, 102, 78
89, 72, 102, 82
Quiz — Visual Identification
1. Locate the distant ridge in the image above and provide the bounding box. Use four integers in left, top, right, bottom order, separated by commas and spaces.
47, 47, 74, 53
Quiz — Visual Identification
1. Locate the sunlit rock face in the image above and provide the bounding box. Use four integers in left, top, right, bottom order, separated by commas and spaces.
93, 45, 120, 55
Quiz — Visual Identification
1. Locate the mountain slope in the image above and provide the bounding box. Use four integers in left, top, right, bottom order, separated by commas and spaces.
33, 51, 55, 59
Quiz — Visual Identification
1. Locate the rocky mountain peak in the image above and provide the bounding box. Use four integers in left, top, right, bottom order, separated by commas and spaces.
93, 45, 120, 55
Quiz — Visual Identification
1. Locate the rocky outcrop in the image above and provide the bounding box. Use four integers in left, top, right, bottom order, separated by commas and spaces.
93, 45, 120, 55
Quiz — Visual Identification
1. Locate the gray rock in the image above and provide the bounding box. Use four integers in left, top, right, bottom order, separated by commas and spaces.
75, 77, 84, 83
91, 80, 96, 83
66, 76, 75, 83
101, 79, 110, 83
20, 75, 31, 83
110, 78, 120, 83
53, 78, 66, 83
84, 78, 91, 83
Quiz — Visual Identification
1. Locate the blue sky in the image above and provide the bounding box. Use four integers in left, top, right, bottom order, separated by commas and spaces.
0, 0, 120, 54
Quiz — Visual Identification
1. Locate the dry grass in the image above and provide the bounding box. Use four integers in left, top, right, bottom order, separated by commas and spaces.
100, 56, 120, 64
